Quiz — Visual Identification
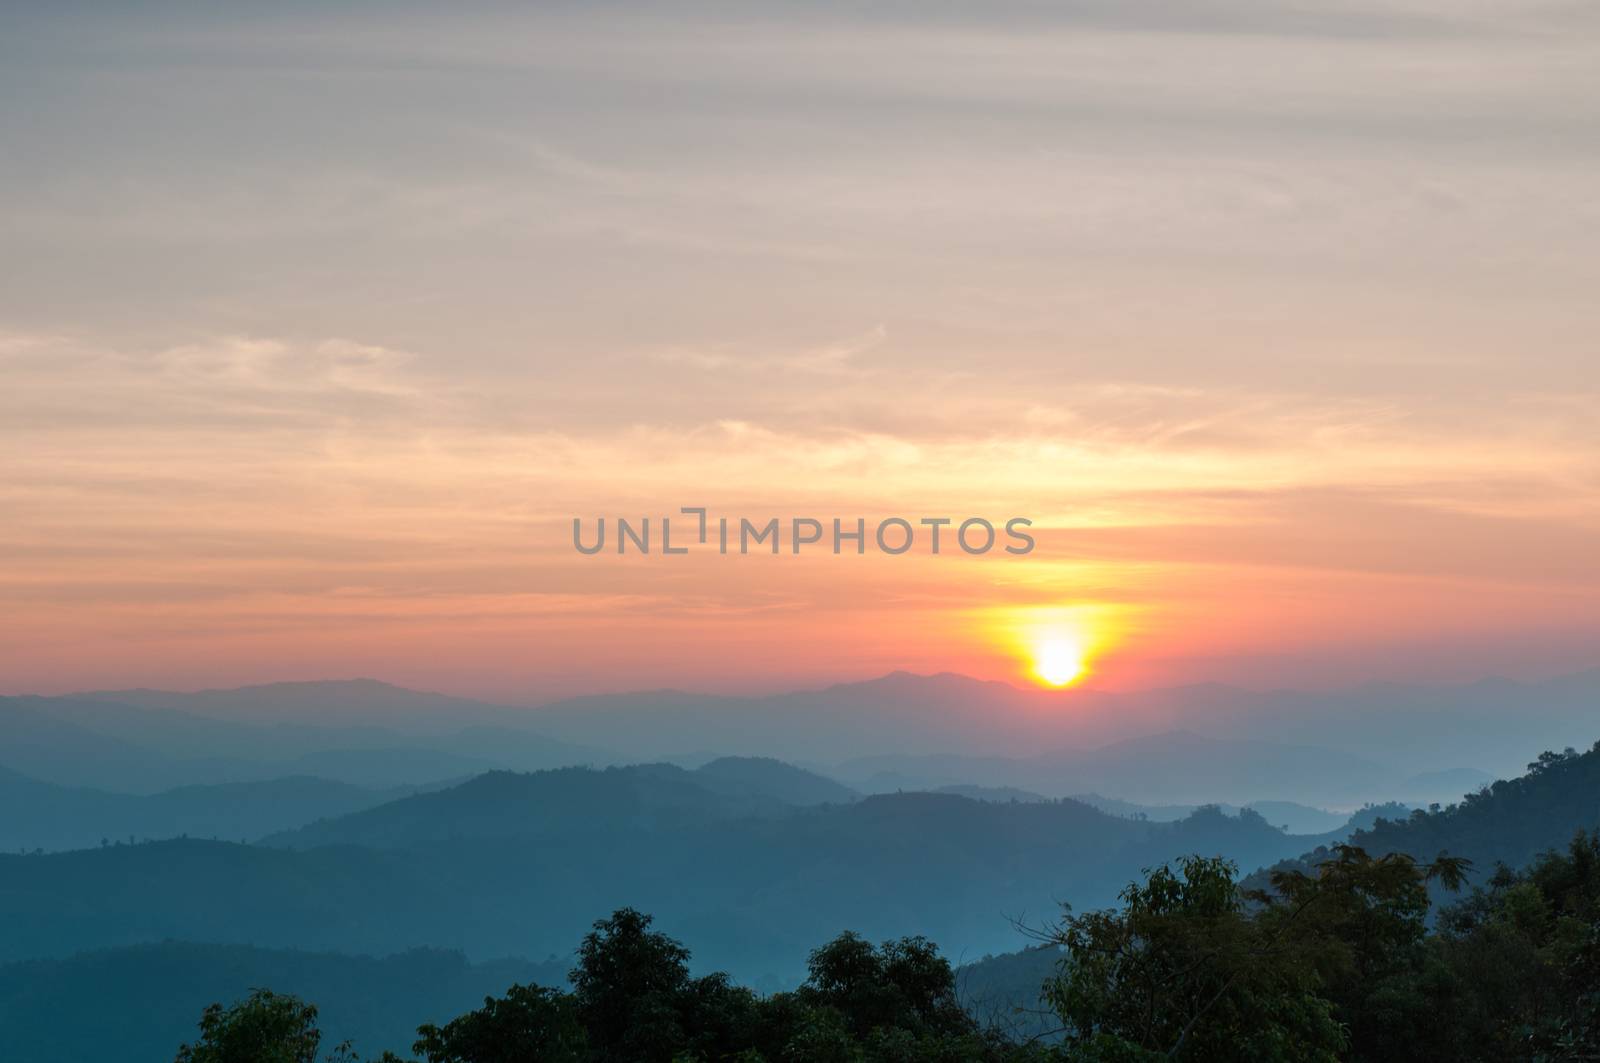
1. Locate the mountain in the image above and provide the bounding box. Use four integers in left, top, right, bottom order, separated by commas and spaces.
0, 696, 498, 793
519, 672, 1071, 763
1247, 800, 1353, 835
937, 785, 1051, 804
1071, 793, 1361, 835
70, 682, 617, 766
0, 943, 566, 1063
0, 698, 186, 793
514, 669, 1600, 782
0, 766, 415, 852
73, 679, 521, 735
1, 689, 614, 793
1248, 742, 1600, 905
961, 742, 1600, 1041
1290, 743, 1600, 879
2, 790, 1348, 984
691, 756, 858, 806
957, 945, 1064, 1042
33, 669, 1593, 805
277, 747, 505, 790
835, 731, 1400, 807
260, 760, 858, 851
261, 764, 800, 849
1289, 801, 1414, 851
928, 788, 1371, 836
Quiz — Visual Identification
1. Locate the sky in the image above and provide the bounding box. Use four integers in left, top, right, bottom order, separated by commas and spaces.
2, 1, 1597, 700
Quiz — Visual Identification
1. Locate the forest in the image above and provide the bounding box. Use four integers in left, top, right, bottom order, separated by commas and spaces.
7, 681, 1600, 1061
166, 747, 1600, 1061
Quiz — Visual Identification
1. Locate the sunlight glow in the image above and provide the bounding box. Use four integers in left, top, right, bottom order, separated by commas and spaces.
974, 602, 1131, 690
1033, 633, 1087, 686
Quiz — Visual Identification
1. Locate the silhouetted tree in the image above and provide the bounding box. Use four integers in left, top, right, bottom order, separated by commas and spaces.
413, 984, 584, 1063
174, 989, 331, 1063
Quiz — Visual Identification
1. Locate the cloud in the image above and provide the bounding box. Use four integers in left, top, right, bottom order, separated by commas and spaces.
2, 2, 1597, 692
649, 325, 886, 374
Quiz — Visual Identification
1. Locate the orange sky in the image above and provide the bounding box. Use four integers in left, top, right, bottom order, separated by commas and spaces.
3, 336, 1595, 699
2, 5, 1598, 700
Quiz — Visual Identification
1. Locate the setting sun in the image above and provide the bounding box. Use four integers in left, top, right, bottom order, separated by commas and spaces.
976, 603, 1129, 689
1033, 635, 1087, 686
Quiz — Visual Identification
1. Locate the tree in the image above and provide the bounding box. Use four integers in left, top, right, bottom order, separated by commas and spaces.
1044, 854, 1346, 1061
798, 932, 974, 1041
568, 907, 758, 1062
174, 989, 329, 1063
1432, 831, 1600, 1060
1260, 845, 1470, 1059
412, 984, 585, 1063
388, 910, 1026, 1062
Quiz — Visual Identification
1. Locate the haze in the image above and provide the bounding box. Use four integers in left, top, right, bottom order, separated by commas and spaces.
2, 0, 1597, 700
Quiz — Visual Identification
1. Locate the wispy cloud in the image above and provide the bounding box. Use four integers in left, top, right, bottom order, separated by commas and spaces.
2, 0, 1597, 694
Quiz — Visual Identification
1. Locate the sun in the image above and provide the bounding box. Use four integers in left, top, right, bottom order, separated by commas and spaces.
977, 602, 1122, 689
1033, 632, 1088, 687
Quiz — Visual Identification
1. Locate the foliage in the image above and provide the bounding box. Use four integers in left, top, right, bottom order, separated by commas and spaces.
166, 744, 1600, 1063
1430, 831, 1600, 1060
1037, 828, 1600, 1063
174, 988, 340, 1063
413, 984, 586, 1063
171, 842, 1600, 1063
1045, 854, 1345, 1061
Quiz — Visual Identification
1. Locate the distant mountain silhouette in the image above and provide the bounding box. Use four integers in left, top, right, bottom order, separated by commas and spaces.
966, 743, 1600, 1033
509, 669, 1600, 780
0, 689, 614, 792
3, 766, 1374, 984
518, 671, 1066, 762
0, 766, 418, 852
73, 679, 520, 735
1246, 800, 1353, 834
11, 669, 1588, 809
692, 756, 859, 805
260, 764, 802, 849
1070, 792, 1364, 835
1255, 741, 1600, 895
261, 759, 854, 850
836, 731, 1403, 807
0, 698, 187, 792
936, 784, 1051, 804
956, 945, 1064, 1042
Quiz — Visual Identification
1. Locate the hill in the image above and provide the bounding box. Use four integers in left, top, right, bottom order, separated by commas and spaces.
937, 784, 1051, 804
1263, 742, 1600, 887
515, 670, 1600, 783
260, 764, 805, 849
1069, 793, 1363, 834
33, 671, 1590, 806
0, 792, 1347, 985
941, 741, 1600, 1055
836, 731, 1403, 807
957, 945, 1064, 1042
263, 760, 858, 850
0, 690, 611, 793
72, 679, 520, 735
692, 756, 858, 806
0, 698, 187, 794
0, 767, 412, 852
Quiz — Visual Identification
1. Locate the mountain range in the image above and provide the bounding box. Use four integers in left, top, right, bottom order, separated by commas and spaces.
0, 762, 1378, 984
12, 668, 1587, 810
513, 669, 1600, 781
0, 669, 1594, 1060
0, 736, 1592, 1057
